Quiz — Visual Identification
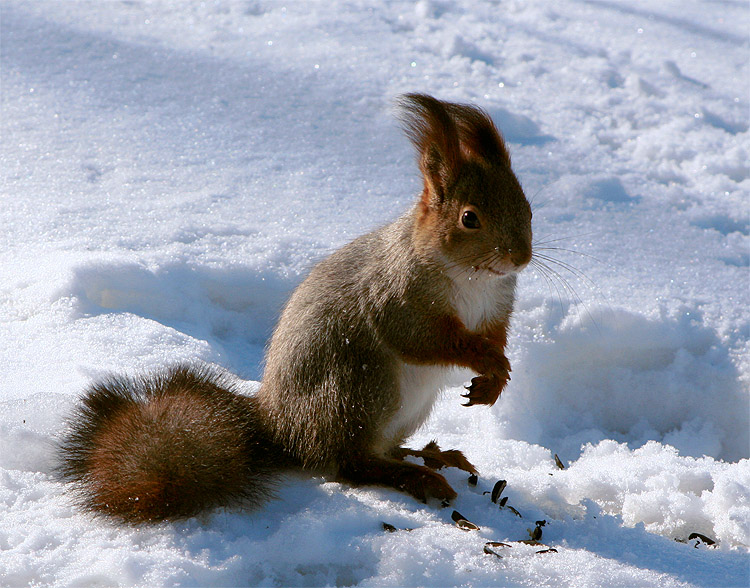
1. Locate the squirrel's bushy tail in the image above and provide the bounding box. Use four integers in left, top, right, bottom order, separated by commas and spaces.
57, 364, 284, 524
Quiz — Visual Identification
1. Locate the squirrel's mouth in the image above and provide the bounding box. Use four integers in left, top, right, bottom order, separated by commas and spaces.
472, 265, 508, 277
472, 260, 530, 277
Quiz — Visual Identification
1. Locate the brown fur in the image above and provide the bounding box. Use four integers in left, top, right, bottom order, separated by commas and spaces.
445, 101, 510, 166
395, 441, 478, 474
58, 366, 284, 523
58, 94, 532, 521
338, 455, 458, 503
397, 93, 463, 203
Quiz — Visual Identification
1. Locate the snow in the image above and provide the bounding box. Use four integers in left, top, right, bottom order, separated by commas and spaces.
1, 0, 748, 586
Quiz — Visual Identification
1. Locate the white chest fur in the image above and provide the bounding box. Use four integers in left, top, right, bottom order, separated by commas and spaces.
450, 271, 516, 331
381, 362, 464, 450
379, 271, 516, 452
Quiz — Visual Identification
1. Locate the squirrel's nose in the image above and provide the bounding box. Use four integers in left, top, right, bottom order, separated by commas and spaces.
509, 245, 531, 268
495, 244, 531, 268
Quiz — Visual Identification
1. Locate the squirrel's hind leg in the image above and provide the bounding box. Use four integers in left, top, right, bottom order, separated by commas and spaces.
338, 455, 457, 503
391, 441, 477, 474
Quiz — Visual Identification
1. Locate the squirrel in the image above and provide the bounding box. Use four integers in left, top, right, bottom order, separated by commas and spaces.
57, 93, 533, 524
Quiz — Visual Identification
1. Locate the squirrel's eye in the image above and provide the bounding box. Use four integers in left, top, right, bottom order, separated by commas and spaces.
461, 210, 481, 230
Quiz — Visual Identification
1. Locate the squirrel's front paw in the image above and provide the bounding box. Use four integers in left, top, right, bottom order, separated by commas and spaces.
461, 370, 509, 407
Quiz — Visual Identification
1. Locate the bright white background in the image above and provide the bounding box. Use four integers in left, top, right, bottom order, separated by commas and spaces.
1, 1, 748, 586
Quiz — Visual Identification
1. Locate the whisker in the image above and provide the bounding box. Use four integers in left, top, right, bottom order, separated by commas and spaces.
529, 259, 568, 317
531, 259, 596, 328
528, 186, 549, 211
532, 231, 601, 248
533, 246, 605, 265
442, 249, 502, 276
532, 252, 600, 291
442, 248, 495, 267
528, 256, 602, 332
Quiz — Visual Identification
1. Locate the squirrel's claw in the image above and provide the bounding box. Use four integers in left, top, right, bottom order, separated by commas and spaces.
461, 372, 509, 407
461, 387, 475, 407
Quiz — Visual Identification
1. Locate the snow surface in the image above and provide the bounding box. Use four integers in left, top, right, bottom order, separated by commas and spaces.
1, 0, 748, 586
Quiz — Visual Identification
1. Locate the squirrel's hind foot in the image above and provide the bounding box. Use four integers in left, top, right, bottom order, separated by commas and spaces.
338, 455, 457, 503
392, 441, 477, 474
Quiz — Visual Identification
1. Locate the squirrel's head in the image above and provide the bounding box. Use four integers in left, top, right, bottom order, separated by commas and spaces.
398, 93, 532, 278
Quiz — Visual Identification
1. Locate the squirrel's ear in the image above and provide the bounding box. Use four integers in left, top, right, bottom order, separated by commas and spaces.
398, 93, 462, 204
445, 103, 511, 167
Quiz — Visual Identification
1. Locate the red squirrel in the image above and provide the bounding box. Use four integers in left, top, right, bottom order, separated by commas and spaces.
57, 94, 533, 523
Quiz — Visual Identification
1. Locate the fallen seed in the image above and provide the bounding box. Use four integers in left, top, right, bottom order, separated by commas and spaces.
527, 520, 546, 541
483, 545, 502, 558
456, 519, 480, 531
451, 510, 480, 531
688, 532, 716, 547
490, 480, 507, 504
483, 541, 511, 558
382, 522, 413, 533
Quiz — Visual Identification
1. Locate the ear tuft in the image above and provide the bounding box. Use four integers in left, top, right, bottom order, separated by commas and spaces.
397, 93, 462, 201
445, 103, 510, 166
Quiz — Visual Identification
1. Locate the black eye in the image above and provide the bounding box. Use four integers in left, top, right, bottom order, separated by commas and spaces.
461, 210, 481, 229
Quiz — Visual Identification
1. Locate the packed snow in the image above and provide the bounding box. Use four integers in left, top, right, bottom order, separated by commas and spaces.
1, 0, 748, 586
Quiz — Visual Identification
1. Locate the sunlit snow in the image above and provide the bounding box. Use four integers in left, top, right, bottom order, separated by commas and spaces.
1, 1, 748, 586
